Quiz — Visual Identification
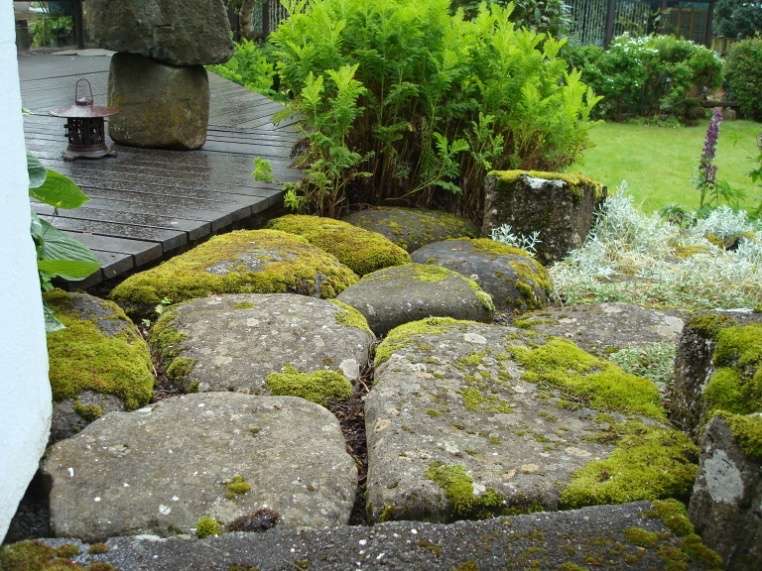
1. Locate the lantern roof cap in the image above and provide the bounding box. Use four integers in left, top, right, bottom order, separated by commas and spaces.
49, 77, 119, 119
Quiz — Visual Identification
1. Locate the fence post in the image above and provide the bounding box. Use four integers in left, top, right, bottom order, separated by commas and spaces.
604, 0, 617, 47
263, 0, 272, 38
704, 0, 715, 47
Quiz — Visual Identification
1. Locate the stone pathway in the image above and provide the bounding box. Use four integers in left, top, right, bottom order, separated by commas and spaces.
6, 211, 740, 570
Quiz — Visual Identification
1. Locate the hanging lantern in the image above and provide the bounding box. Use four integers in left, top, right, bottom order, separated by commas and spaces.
49, 78, 119, 161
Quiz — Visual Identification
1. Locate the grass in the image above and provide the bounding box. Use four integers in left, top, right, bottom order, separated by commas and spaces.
570, 119, 761, 212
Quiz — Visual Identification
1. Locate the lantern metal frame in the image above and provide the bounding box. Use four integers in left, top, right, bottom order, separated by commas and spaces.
49, 78, 119, 161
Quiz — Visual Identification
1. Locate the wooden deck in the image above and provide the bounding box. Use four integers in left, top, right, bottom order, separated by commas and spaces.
20, 53, 301, 288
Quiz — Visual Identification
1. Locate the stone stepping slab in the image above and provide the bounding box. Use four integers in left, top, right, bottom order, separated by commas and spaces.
150, 293, 375, 396
42, 393, 357, 541
13, 501, 722, 570
337, 263, 494, 336
411, 238, 551, 310
365, 319, 697, 523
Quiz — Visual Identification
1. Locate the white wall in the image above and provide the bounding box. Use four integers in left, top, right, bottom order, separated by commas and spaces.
0, 5, 52, 542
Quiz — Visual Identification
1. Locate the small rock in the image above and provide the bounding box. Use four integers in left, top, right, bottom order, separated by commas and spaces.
343, 207, 479, 252
268, 214, 410, 275
110, 229, 358, 315
86, 0, 233, 66
43, 393, 357, 540
108, 53, 209, 150
411, 238, 551, 310
483, 170, 606, 264
44, 289, 154, 443
337, 264, 493, 335
150, 294, 374, 398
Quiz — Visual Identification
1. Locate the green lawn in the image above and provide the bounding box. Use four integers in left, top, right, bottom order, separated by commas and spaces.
569, 119, 761, 212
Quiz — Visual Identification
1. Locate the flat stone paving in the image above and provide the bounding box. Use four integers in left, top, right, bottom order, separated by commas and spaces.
34, 502, 710, 570
20, 53, 301, 287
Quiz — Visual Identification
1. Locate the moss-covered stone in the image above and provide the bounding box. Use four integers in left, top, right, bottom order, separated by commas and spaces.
110, 229, 358, 314
45, 289, 154, 410
265, 365, 352, 405
195, 515, 222, 538
511, 338, 664, 419
329, 299, 372, 333
268, 214, 410, 275
343, 206, 479, 252
560, 422, 698, 508
374, 317, 470, 366
73, 401, 103, 422
714, 411, 762, 461
0, 540, 111, 571
491, 170, 605, 200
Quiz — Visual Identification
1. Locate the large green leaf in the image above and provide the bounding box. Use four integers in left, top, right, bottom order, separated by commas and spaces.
35, 218, 100, 280
26, 153, 47, 189
30, 170, 88, 209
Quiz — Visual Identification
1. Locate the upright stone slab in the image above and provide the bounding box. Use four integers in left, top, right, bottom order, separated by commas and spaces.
411, 238, 551, 310
689, 413, 762, 570
483, 171, 606, 264
108, 53, 209, 150
44, 289, 154, 443
86, 0, 233, 66
43, 393, 357, 540
366, 318, 697, 523
668, 311, 762, 438
150, 294, 374, 397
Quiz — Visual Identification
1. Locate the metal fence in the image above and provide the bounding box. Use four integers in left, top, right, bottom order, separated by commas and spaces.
568, 0, 654, 46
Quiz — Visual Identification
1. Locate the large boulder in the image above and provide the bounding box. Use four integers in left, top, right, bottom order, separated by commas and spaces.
337, 263, 494, 335
689, 412, 762, 570
343, 207, 479, 252
4, 501, 723, 570
86, 0, 233, 66
150, 293, 374, 399
44, 290, 154, 443
411, 239, 551, 311
110, 229, 358, 316
42, 393, 357, 540
366, 318, 697, 523
108, 53, 209, 150
668, 311, 762, 438
267, 215, 410, 276
516, 303, 684, 391
483, 171, 606, 264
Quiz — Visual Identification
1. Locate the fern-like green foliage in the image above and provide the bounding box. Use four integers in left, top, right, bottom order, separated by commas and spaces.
234, 0, 599, 217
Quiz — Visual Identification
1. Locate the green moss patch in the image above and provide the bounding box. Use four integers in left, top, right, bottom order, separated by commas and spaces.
646, 500, 723, 569
560, 422, 698, 508
265, 365, 352, 405
225, 475, 252, 499
268, 214, 410, 276
110, 229, 358, 311
512, 338, 664, 419
715, 411, 762, 461
195, 516, 222, 538
45, 290, 154, 410
704, 324, 762, 416
329, 299, 372, 333
0, 540, 114, 571
374, 317, 472, 366
425, 461, 506, 519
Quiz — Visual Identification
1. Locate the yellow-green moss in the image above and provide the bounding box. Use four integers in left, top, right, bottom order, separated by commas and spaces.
73, 401, 103, 422
686, 313, 735, 339
459, 386, 512, 414
425, 462, 506, 519
511, 338, 664, 419
647, 499, 695, 536
87, 544, 108, 555
491, 170, 605, 200
0, 541, 109, 571
195, 515, 222, 538
704, 324, 762, 416
233, 301, 255, 310
148, 310, 186, 359
329, 299, 372, 333
374, 317, 472, 366
414, 264, 495, 313
624, 527, 660, 547
268, 215, 410, 276
646, 500, 723, 569
224, 475, 252, 499
45, 291, 154, 410
560, 422, 698, 508
110, 229, 359, 311
265, 365, 352, 405
165, 356, 197, 385
715, 411, 762, 460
